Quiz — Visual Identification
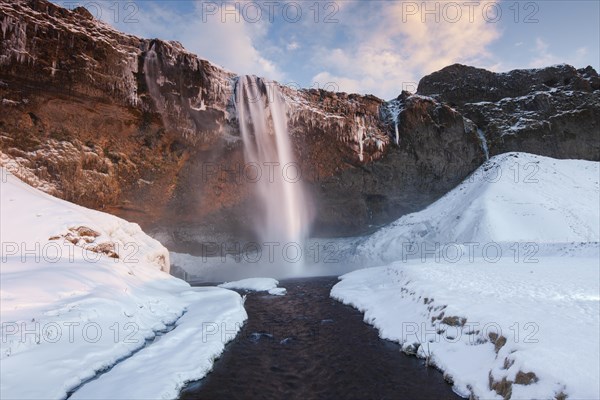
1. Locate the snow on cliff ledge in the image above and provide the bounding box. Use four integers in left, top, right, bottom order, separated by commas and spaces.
334, 153, 600, 399
0, 169, 247, 399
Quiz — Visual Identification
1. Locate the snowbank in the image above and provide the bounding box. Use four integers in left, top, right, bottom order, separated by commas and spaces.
268, 287, 287, 296
0, 169, 247, 399
333, 257, 600, 399
356, 152, 599, 265
70, 287, 245, 399
333, 153, 600, 399
219, 277, 282, 292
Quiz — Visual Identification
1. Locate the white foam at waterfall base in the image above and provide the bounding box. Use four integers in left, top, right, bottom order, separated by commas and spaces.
235, 76, 313, 273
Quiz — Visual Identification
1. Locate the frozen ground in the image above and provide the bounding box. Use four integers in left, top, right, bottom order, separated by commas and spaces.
0, 169, 247, 399
332, 153, 600, 399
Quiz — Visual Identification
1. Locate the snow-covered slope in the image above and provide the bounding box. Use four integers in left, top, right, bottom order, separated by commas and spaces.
0, 169, 247, 399
333, 153, 600, 399
356, 152, 599, 264
333, 257, 600, 399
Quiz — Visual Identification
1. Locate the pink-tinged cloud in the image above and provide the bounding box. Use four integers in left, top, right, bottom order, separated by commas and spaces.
312, 1, 502, 99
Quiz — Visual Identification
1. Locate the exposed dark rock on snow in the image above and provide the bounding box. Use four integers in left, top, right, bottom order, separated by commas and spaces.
1, 1, 597, 246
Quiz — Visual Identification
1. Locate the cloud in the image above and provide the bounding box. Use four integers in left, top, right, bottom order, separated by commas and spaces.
91, 0, 598, 98
310, 1, 502, 99
286, 41, 300, 51
528, 38, 589, 69
101, 1, 285, 80
97, 0, 504, 97
528, 38, 561, 67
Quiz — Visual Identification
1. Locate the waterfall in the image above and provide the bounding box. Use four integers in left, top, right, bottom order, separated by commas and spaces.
476, 128, 490, 160
382, 99, 402, 145
235, 75, 312, 251
143, 43, 167, 128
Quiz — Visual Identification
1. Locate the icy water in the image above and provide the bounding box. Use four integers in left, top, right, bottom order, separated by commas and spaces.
179, 277, 460, 400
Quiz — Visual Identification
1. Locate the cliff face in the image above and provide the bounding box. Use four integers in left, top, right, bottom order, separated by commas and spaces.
1, 0, 595, 249
417, 64, 600, 160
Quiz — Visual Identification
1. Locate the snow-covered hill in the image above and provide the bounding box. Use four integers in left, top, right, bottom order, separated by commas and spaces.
356, 152, 599, 265
334, 153, 600, 399
0, 169, 247, 399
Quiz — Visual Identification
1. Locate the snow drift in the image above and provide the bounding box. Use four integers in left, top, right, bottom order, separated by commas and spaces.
356, 152, 599, 265
334, 153, 600, 399
0, 169, 247, 399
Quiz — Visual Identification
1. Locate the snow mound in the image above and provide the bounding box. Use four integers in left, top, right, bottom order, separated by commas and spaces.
219, 277, 280, 292
357, 152, 599, 264
0, 169, 247, 399
268, 287, 287, 296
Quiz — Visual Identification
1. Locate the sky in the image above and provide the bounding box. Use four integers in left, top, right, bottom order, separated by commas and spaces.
59, 0, 600, 100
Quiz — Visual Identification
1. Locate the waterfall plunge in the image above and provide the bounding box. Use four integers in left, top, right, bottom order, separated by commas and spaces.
235, 76, 313, 256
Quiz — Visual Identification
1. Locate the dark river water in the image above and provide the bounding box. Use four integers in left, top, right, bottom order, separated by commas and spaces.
179, 276, 461, 400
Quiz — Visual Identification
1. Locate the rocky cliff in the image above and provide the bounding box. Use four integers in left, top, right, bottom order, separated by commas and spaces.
1, 0, 597, 250
417, 63, 600, 160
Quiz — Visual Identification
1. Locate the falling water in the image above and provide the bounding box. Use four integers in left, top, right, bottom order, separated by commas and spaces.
235, 75, 312, 251
143, 43, 167, 127
476, 128, 490, 160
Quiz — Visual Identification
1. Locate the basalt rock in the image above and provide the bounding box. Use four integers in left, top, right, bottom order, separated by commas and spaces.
417, 63, 600, 160
313, 92, 484, 236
